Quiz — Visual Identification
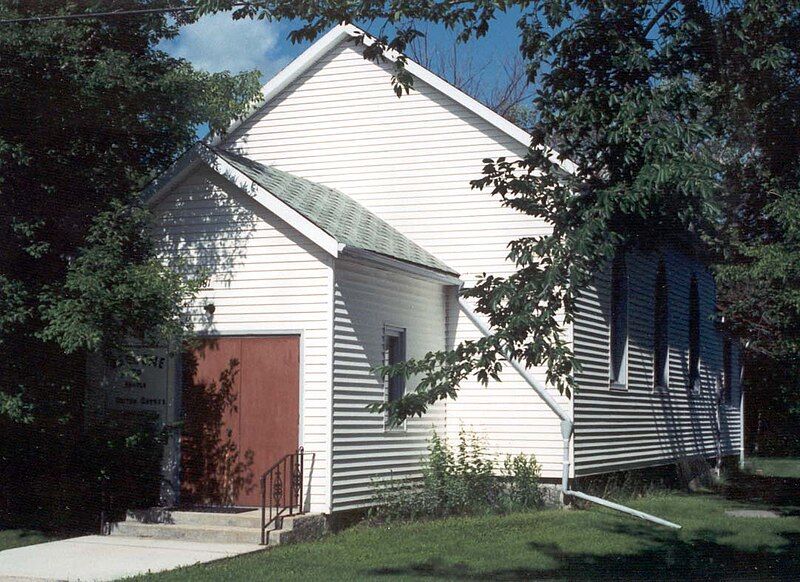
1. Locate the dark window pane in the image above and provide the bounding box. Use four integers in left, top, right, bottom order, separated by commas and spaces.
689, 276, 700, 389
653, 259, 669, 388
723, 339, 732, 403
610, 253, 628, 386
385, 331, 406, 403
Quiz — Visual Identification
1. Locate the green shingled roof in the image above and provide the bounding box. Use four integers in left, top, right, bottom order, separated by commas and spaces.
211, 146, 457, 276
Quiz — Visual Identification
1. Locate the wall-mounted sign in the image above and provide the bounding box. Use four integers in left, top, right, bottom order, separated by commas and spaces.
106, 348, 171, 419
100, 346, 180, 505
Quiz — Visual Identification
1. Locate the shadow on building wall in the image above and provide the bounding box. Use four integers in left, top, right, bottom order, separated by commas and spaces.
179, 340, 255, 506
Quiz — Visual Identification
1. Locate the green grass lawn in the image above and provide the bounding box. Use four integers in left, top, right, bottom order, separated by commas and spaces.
0, 529, 53, 551
134, 491, 800, 581
746, 457, 800, 479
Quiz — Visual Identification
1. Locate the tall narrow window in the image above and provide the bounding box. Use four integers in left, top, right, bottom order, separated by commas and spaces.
722, 338, 732, 404
609, 252, 628, 388
688, 275, 701, 391
653, 259, 669, 390
384, 326, 406, 404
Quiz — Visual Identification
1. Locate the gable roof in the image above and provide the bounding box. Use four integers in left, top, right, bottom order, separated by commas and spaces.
209, 23, 576, 175
211, 147, 457, 275
147, 143, 457, 276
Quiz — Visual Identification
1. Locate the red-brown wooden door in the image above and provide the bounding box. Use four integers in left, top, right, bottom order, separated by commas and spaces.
180, 336, 300, 507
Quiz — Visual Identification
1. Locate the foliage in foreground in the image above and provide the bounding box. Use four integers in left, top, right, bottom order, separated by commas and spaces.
2, 413, 165, 532
371, 431, 542, 522
0, 0, 261, 527
744, 356, 800, 456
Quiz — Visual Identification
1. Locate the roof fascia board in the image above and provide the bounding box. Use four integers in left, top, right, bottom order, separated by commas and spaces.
144, 143, 339, 258
340, 245, 461, 285
208, 152, 340, 257
208, 24, 352, 147
404, 62, 576, 174
348, 26, 577, 175
142, 143, 205, 207
210, 23, 576, 175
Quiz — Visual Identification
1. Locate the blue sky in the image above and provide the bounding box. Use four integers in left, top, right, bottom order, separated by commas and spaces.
159, 10, 525, 86
158, 13, 302, 79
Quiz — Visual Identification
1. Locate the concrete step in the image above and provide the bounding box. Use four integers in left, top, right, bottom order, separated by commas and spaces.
126, 508, 268, 529
110, 521, 263, 545
111, 510, 327, 547
266, 513, 328, 546
266, 526, 291, 546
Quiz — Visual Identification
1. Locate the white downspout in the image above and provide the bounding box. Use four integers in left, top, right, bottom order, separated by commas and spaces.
458, 297, 681, 529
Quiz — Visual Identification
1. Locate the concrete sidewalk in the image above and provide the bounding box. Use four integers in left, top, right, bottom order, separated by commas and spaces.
0, 535, 264, 581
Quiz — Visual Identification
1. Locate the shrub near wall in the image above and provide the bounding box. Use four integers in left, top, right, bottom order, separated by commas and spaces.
0, 412, 163, 533
371, 430, 543, 522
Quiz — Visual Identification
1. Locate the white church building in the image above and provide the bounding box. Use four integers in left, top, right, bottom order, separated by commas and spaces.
104, 24, 743, 523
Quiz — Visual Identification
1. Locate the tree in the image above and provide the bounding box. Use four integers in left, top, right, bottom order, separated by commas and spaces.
0, 0, 261, 525
407, 28, 534, 127
707, 2, 800, 453
194, 1, 800, 428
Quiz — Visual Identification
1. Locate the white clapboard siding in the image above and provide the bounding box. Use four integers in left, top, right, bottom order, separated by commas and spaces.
332, 259, 447, 510
226, 41, 550, 283
150, 166, 334, 513
446, 298, 573, 480
573, 247, 742, 476
225, 40, 568, 481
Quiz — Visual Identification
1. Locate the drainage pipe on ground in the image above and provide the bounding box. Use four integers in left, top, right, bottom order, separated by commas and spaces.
458, 297, 681, 530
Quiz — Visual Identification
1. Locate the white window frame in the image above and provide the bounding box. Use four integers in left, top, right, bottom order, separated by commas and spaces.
383, 324, 407, 432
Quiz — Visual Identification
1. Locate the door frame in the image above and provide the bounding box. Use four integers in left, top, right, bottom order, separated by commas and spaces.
176, 329, 305, 503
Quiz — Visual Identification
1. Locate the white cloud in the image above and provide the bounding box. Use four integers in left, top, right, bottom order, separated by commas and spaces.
160, 11, 291, 80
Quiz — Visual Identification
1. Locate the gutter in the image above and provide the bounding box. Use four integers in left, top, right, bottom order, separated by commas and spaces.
458, 297, 681, 530
339, 245, 461, 286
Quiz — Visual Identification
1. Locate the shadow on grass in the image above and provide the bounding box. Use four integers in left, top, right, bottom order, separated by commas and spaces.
366, 473, 800, 580
369, 521, 800, 580
723, 471, 800, 514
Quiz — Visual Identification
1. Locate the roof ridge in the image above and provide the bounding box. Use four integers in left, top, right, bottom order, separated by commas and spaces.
206, 23, 575, 175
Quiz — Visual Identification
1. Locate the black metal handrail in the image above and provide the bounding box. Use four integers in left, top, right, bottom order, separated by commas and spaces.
260, 447, 304, 545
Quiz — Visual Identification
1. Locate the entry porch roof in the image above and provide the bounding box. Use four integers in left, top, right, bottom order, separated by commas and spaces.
144, 143, 458, 278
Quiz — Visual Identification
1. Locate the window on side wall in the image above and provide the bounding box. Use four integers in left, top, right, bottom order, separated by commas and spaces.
688, 275, 701, 392
653, 259, 669, 392
609, 252, 628, 390
384, 325, 407, 406
722, 338, 733, 404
